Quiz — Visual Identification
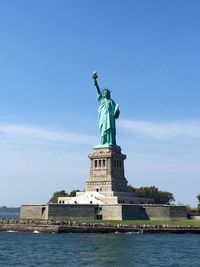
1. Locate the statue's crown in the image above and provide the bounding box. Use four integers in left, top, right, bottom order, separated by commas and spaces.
102, 87, 111, 95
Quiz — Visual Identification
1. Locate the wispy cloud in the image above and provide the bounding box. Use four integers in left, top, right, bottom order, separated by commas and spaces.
119, 119, 200, 140
1, 119, 200, 146
0, 122, 96, 146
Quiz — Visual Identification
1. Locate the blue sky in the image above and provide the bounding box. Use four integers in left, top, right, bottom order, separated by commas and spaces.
0, 0, 200, 207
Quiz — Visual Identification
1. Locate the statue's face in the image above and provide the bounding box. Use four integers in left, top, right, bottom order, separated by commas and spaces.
104, 91, 111, 99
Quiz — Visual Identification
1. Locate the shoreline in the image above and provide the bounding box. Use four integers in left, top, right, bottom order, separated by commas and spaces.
1, 224, 200, 234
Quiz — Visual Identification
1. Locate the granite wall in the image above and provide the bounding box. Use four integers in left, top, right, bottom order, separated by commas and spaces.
100, 205, 122, 220
121, 205, 148, 220
48, 204, 99, 220
20, 205, 48, 220
20, 204, 187, 221
143, 205, 187, 220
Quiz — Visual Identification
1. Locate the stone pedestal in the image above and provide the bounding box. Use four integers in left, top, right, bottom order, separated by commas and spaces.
57, 147, 153, 205
85, 147, 128, 192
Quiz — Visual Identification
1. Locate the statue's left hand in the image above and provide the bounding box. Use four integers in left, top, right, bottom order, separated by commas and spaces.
114, 109, 120, 119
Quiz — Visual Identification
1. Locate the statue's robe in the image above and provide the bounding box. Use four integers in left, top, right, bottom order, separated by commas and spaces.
97, 93, 120, 146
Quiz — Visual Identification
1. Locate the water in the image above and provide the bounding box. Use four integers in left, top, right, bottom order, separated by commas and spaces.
0, 232, 199, 267
0, 212, 19, 219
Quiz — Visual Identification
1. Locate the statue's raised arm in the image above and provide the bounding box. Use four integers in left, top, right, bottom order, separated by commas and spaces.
92, 71, 101, 95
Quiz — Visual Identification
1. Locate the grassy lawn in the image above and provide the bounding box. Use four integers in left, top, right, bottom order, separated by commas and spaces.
87, 219, 200, 227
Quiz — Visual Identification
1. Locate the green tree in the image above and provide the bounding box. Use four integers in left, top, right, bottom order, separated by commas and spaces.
197, 194, 200, 204
197, 194, 200, 212
69, 189, 80, 197
127, 185, 137, 193
49, 190, 68, 203
128, 185, 175, 204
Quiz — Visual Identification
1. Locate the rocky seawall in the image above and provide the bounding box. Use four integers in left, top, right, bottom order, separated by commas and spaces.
1, 223, 200, 234
0, 224, 58, 233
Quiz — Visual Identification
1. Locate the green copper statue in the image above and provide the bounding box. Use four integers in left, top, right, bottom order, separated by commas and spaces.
92, 71, 120, 148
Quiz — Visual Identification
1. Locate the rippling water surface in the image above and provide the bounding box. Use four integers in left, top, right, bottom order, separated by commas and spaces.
0, 212, 19, 219
0, 232, 199, 267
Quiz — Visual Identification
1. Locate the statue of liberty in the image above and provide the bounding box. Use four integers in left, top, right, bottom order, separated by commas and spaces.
92, 72, 120, 148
